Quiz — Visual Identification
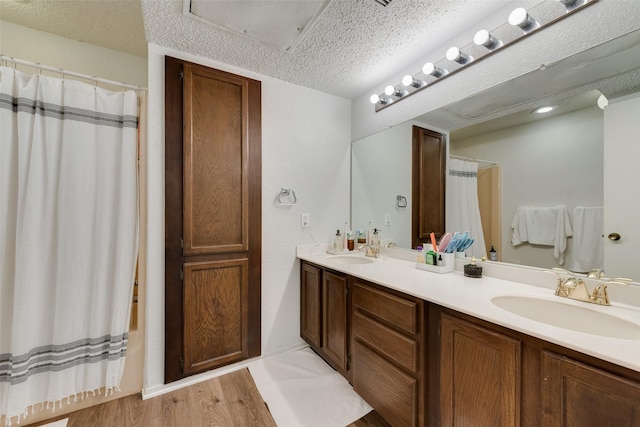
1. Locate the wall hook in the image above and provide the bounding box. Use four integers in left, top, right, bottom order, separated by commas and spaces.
277, 188, 297, 205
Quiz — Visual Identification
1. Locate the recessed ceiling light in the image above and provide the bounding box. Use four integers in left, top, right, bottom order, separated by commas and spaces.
534, 106, 555, 114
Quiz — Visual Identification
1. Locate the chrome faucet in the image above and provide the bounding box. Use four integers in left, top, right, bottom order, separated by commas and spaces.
549, 268, 631, 306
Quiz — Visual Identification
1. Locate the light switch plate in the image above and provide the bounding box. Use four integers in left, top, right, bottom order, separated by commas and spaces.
301, 213, 310, 228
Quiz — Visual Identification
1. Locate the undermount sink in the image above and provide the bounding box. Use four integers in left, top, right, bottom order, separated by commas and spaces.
491, 295, 640, 340
327, 255, 375, 265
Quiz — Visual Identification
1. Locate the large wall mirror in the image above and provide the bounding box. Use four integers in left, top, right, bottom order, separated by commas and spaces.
352, 28, 640, 281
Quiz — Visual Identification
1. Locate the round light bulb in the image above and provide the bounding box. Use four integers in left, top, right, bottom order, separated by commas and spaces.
422, 62, 435, 75
597, 94, 609, 109
474, 30, 490, 46
369, 94, 380, 104
402, 75, 414, 87
422, 62, 444, 78
446, 47, 461, 61
509, 8, 532, 28
384, 85, 396, 96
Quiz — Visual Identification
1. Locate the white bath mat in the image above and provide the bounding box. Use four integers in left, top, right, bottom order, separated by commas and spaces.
249, 347, 372, 427
40, 419, 68, 427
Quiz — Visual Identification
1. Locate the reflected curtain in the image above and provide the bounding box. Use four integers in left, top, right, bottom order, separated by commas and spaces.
0, 67, 138, 424
447, 159, 487, 259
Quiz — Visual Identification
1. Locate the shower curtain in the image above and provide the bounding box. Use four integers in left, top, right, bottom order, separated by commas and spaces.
0, 67, 139, 424
447, 159, 487, 259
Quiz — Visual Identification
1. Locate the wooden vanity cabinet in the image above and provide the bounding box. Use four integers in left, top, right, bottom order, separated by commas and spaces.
300, 261, 350, 377
433, 306, 640, 427
351, 280, 426, 427
439, 313, 521, 427
301, 260, 640, 427
541, 351, 640, 426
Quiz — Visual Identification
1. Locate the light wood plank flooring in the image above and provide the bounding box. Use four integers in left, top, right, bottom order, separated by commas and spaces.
27, 368, 389, 427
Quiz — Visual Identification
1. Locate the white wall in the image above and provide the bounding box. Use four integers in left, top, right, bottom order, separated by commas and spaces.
451, 106, 604, 269
351, 0, 640, 142
145, 44, 351, 392
0, 21, 147, 88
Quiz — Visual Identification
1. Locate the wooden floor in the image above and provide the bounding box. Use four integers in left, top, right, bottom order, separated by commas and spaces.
27, 368, 389, 427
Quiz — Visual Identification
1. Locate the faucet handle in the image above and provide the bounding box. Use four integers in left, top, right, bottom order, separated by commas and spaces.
590, 278, 632, 306
587, 269, 605, 279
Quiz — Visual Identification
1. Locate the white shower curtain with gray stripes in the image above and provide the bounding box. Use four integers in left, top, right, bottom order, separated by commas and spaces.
0, 67, 138, 425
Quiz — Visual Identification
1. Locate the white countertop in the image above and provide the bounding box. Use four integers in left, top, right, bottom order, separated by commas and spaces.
297, 247, 640, 373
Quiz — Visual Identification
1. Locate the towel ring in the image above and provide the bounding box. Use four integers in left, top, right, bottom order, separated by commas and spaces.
277, 188, 297, 205
397, 195, 407, 208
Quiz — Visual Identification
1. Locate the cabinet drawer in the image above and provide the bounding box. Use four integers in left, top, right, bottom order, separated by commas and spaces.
353, 341, 417, 427
353, 282, 419, 334
353, 311, 418, 373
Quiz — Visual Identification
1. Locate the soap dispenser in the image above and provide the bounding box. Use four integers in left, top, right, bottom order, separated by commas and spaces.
370, 228, 380, 247
334, 230, 342, 252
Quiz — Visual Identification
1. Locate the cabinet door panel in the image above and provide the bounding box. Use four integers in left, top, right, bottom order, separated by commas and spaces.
183, 259, 248, 374
323, 271, 348, 372
542, 351, 640, 426
300, 262, 322, 349
440, 313, 521, 427
353, 341, 417, 427
183, 65, 248, 256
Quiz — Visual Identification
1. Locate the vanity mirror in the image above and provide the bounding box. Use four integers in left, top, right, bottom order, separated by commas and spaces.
352, 28, 640, 280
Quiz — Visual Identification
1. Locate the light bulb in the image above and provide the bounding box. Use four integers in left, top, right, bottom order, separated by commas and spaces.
384, 85, 396, 96
369, 94, 380, 104
474, 29, 499, 49
509, 8, 535, 30
534, 106, 555, 114
422, 62, 444, 78
597, 94, 608, 109
446, 47, 471, 64
402, 75, 424, 88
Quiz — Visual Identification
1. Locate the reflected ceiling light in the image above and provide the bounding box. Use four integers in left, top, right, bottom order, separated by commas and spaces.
597, 94, 609, 109
446, 46, 471, 64
402, 75, 425, 88
534, 106, 555, 114
384, 85, 407, 97
509, 8, 537, 31
474, 29, 500, 50
422, 62, 445, 78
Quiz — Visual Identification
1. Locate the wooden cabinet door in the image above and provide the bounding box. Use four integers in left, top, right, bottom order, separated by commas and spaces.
542, 351, 640, 426
182, 259, 248, 374
300, 262, 322, 350
322, 271, 349, 374
440, 313, 521, 427
412, 126, 446, 248
164, 57, 261, 383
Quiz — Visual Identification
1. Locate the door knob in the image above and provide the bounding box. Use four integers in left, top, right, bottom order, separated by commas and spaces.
608, 232, 621, 241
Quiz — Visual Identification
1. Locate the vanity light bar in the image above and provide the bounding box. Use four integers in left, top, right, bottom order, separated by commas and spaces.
370, 0, 599, 111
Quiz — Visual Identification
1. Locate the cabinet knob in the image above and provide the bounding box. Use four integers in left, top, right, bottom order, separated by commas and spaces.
608, 232, 621, 241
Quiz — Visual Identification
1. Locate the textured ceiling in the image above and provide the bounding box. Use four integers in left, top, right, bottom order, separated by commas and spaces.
0, 0, 147, 57
141, 0, 511, 99
1, 0, 514, 99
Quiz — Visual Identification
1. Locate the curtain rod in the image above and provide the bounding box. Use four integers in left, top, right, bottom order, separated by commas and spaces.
449, 154, 498, 165
0, 54, 147, 91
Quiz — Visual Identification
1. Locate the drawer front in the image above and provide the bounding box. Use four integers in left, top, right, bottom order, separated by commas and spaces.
353, 311, 418, 373
353, 282, 419, 335
353, 341, 417, 427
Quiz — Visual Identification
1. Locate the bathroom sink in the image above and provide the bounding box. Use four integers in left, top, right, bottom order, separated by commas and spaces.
491, 295, 640, 340
327, 255, 375, 265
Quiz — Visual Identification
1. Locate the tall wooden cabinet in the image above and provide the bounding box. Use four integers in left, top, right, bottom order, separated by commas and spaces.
165, 57, 262, 383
